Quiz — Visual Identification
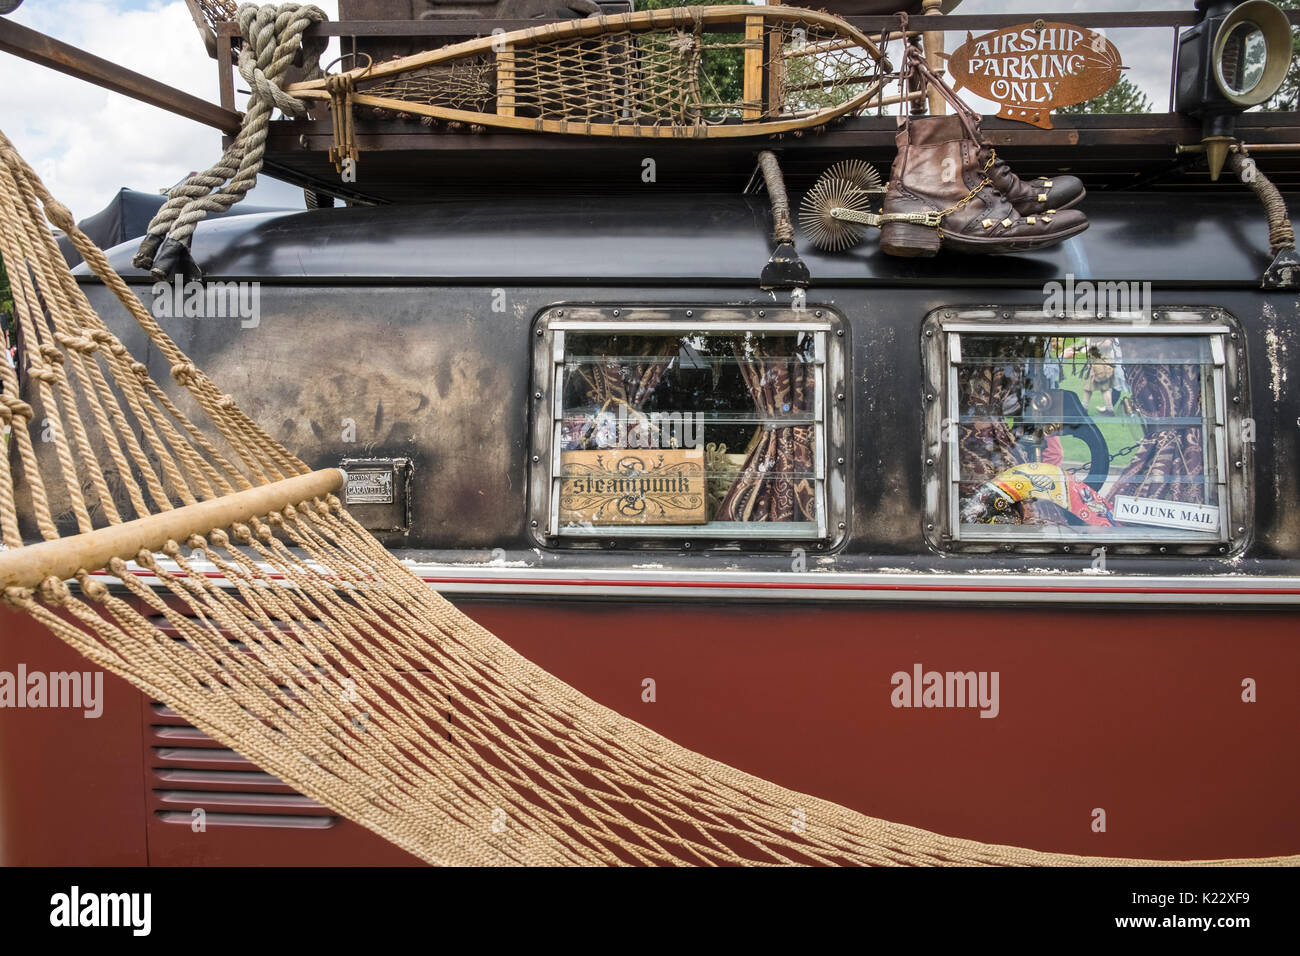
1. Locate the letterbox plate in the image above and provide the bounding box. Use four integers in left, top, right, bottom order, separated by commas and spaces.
340, 458, 411, 533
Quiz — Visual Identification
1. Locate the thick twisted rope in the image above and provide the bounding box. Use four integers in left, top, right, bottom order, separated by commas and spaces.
757, 150, 795, 244
134, 3, 326, 279
1231, 148, 1296, 255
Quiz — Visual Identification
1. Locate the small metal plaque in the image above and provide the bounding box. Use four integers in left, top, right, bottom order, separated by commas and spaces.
346, 469, 394, 504
340, 458, 411, 534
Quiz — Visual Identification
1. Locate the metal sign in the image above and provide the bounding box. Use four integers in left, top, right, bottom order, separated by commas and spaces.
1113, 496, 1222, 533
949, 21, 1124, 129
345, 469, 395, 505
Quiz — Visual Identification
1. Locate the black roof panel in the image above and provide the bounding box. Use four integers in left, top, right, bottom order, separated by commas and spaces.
80, 190, 1295, 287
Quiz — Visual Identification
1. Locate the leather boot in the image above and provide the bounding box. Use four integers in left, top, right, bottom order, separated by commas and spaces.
879, 115, 1088, 257
980, 145, 1086, 216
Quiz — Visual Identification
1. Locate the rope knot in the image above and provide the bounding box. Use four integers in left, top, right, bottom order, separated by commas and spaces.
325, 72, 355, 97
0, 395, 34, 425
231, 522, 254, 544
134, 549, 158, 570
136, 3, 327, 276
75, 572, 109, 602
170, 362, 199, 385
37, 576, 71, 606
55, 332, 98, 354
41, 198, 76, 233
235, 2, 327, 117
2, 586, 35, 610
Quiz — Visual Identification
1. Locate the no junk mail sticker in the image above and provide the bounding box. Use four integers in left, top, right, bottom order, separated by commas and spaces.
949, 21, 1123, 129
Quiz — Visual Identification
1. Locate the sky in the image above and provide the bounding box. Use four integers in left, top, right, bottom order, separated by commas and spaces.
1, 0, 340, 214
0, 0, 1188, 219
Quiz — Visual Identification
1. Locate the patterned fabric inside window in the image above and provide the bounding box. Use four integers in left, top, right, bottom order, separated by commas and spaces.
952, 332, 1225, 542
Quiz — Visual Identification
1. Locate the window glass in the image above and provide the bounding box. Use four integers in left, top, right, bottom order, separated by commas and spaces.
552, 328, 824, 537
953, 332, 1224, 541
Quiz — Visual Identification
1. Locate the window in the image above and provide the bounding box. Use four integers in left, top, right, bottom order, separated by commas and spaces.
530, 308, 844, 545
923, 310, 1250, 553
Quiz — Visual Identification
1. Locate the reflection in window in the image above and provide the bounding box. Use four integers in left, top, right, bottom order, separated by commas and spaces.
550, 328, 825, 537
952, 333, 1224, 541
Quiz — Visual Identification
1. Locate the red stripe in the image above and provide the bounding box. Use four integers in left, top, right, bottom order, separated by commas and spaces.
415, 576, 1300, 596
87, 569, 1300, 596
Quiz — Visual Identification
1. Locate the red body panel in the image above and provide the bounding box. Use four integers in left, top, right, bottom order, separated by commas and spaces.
2, 599, 1297, 864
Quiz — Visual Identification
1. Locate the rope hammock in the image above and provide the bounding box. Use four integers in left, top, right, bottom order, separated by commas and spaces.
2, 133, 1297, 867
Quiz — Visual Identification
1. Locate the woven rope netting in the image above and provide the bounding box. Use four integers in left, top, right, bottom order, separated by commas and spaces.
195, 0, 238, 31
0, 131, 1295, 866
361, 16, 884, 127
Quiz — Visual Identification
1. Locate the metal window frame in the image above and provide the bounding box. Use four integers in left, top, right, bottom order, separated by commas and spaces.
921, 307, 1252, 556
528, 305, 848, 551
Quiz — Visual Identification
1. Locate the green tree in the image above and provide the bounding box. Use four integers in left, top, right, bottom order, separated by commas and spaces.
639, 0, 747, 113
1263, 0, 1298, 110
0, 254, 12, 342
1059, 75, 1152, 114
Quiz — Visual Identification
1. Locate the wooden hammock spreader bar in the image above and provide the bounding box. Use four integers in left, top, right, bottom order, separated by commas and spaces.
0, 468, 345, 591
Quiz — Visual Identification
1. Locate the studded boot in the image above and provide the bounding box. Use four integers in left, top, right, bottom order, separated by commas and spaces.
980, 144, 1086, 216
879, 114, 1089, 257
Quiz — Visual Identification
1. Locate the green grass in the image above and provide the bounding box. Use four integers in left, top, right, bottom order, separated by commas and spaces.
1054, 364, 1144, 479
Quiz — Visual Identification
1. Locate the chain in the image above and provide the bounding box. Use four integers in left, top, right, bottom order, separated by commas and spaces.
933, 151, 998, 232
1110, 441, 1142, 462
1065, 439, 1144, 480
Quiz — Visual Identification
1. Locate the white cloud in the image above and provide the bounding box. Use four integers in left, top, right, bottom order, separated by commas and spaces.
1, 0, 338, 216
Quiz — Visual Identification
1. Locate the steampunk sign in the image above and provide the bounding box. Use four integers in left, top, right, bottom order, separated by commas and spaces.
559, 449, 707, 526
949, 21, 1124, 129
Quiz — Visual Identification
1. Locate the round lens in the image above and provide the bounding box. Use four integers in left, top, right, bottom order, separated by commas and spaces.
1217, 21, 1268, 97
